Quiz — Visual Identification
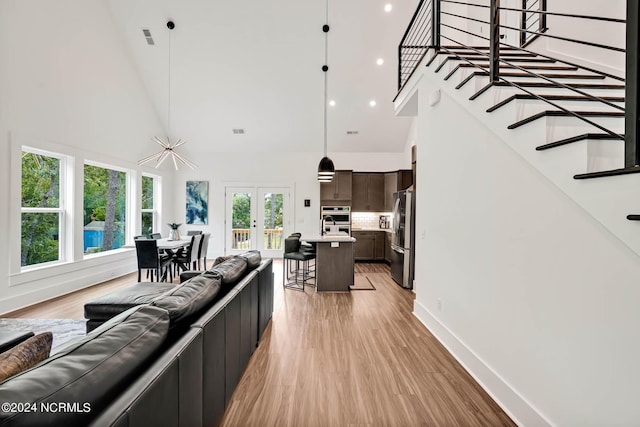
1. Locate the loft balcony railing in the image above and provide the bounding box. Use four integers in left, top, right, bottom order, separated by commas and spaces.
396, 0, 639, 168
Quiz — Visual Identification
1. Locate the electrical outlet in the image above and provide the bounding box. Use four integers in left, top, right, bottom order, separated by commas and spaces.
437, 298, 442, 311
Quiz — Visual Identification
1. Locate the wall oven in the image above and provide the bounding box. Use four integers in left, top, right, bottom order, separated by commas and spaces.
320, 206, 351, 235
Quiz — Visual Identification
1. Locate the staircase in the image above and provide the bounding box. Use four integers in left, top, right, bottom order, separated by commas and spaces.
395, 45, 640, 256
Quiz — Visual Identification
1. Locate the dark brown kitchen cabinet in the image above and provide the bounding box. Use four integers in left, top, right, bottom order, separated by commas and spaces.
384, 173, 397, 212
353, 231, 375, 260
353, 231, 386, 261
374, 232, 385, 260
384, 170, 413, 212
352, 173, 385, 212
398, 169, 412, 190
320, 170, 352, 205
384, 232, 392, 264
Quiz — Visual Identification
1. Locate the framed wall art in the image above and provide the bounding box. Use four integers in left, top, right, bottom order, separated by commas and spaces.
185, 180, 208, 224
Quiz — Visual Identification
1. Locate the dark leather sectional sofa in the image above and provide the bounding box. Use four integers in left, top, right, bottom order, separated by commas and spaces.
0, 251, 274, 427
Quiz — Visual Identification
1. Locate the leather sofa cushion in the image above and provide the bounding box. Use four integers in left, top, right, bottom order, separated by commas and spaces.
152, 272, 222, 324
0, 305, 169, 427
209, 257, 247, 285
84, 283, 175, 320
235, 250, 262, 269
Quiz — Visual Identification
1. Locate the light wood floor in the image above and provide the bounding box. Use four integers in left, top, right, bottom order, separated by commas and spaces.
3, 261, 515, 426
221, 261, 515, 427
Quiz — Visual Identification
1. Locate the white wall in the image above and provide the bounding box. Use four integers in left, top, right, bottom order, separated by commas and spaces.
0, 0, 173, 314
412, 82, 640, 426
172, 150, 410, 258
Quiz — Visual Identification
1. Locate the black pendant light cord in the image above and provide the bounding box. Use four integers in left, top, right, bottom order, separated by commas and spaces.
323, 0, 329, 158
167, 21, 174, 139
317, 0, 335, 181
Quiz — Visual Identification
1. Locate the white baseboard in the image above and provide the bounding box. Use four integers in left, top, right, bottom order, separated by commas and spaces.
413, 300, 553, 427
0, 259, 137, 315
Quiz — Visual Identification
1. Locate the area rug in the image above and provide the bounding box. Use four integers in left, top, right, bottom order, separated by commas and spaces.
0, 318, 87, 354
350, 275, 376, 290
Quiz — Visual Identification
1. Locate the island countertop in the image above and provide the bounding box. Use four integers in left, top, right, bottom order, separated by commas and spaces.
301, 233, 356, 243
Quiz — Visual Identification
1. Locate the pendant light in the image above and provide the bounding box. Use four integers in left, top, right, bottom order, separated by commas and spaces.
317, 0, 335, 182
139, 20, 196, 170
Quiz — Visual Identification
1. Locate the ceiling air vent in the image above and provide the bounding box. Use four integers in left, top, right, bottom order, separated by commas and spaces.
142, 28, 155, 45
232, 129, 245, 135
346, 130, 359, 135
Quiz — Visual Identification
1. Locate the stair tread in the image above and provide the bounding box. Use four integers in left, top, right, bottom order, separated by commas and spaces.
495, 81, 625, 89
445, 55, 555, 63
508, 110, 625, 130
487, 94, 625, 113
574, 166, 640, 180
458, 63, 579, 70
471, 71, 604, 80
536, 133, 624, 151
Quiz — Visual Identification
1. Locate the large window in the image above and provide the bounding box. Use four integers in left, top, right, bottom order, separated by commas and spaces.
141, 174, 157, 238
21, 149, 64, 267
84, 163, 127, 254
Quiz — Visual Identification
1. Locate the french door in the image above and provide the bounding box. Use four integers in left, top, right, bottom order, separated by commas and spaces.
225, 186, 290, 258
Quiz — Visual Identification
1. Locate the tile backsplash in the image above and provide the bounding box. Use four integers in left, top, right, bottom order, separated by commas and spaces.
352, 212, 392, 229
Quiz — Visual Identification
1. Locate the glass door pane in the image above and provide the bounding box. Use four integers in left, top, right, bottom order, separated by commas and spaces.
231, 191, 253, 250
261, 192, 283, 251
257, 188, 289, 258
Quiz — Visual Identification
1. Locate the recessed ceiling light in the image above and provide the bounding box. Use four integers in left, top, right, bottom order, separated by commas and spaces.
369, 100, 377, 107
384, 4, 393, 12
329, 100, 336, 107
376, 58, 384, 66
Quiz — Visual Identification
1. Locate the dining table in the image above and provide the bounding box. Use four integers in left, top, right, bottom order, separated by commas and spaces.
156, 237, 191, 251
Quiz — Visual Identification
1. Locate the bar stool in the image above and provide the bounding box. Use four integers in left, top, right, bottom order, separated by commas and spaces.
289, 233, 316, 285
283, 235, 315, 291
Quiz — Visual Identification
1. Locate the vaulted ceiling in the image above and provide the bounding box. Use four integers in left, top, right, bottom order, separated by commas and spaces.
107, 0, 418, 154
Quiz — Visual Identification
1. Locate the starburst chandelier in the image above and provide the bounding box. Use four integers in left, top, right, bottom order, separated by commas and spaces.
139, 20, 196, 170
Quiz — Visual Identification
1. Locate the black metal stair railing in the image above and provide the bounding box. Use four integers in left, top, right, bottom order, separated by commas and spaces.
395, 0, 640, 219
397, 0, 434, 91
396, 0, 632, 167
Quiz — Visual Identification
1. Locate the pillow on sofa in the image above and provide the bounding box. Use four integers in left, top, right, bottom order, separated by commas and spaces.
210, 257, 247, 285
0, 305, 169, 426
0, 332, 52, 383
152, 272, 222, 324
235, 250, 262, 269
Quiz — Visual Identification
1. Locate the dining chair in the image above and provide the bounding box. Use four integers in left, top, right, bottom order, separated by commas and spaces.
173, 234, 202, 274
186, 230, 202, 236
197, 233, 210, 270
135, 239, 172, 282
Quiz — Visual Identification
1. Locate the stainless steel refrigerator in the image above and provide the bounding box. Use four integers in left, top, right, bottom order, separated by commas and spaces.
391, 189, 414, 289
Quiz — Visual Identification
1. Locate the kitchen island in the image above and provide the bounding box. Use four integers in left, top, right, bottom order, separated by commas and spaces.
302, 233, 355, 292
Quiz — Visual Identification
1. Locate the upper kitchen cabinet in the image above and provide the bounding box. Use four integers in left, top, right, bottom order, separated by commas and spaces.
352, 173, 385, 212
384, 170, 413, 211
320, 170, 352, 205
